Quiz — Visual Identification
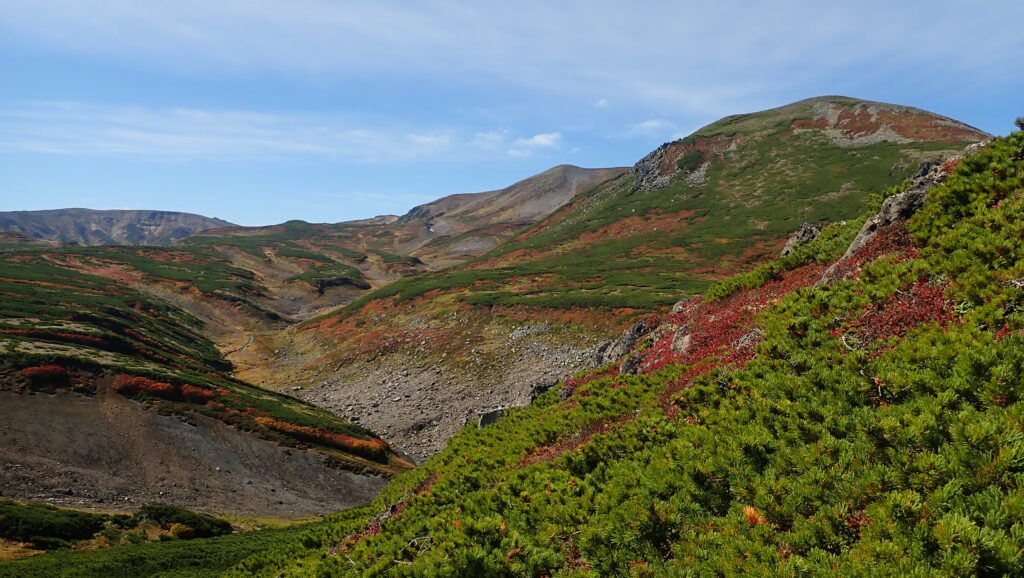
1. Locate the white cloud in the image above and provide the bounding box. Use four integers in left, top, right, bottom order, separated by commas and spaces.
0, 101, 576, 165
507, 132, 562, 157
513, 132, 562, 149
595, 98, 609, 109
471, 130, 508, 151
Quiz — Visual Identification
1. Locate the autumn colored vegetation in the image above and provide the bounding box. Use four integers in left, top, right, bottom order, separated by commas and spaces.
254, 417, 390, 462
222, 127, 1024, 576
0, 247, 400, 474
1, 107, 1013, 576
19, 364, 69, 387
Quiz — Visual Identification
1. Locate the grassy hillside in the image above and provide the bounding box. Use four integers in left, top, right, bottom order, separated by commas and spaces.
316, 97, 984, 328
214, 123, 1024, 575
0, 247, 409, 473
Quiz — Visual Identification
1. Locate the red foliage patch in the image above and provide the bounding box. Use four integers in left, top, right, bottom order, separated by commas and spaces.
846, 278, 955, 346
20, 364, 69, 386
112, 375, 180, 400
822, 222, 918, 283
180, 384, 216, 403
644, 262, 827, 373
330, 521, 381, 555
519, 415, 633, 466
610, 262, 829, 417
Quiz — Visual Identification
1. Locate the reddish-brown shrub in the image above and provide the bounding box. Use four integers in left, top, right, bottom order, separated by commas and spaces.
743, 505, 768, 526
21, 365, 69, 386
180, 384, 216, 403
112, 375, 181, 400
254, 416, 389, 460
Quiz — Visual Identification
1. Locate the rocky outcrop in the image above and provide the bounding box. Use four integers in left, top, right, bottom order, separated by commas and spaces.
671, 326, 693, 354
477, 408, 505, 427
291, 332, 601, 463
595, 319, 658, 365
630, 135, 732, 192
631, 143, 678, 192
781, 222, 822, 256
820, 142, 988, 284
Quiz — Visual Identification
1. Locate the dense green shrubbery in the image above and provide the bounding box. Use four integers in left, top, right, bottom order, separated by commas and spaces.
0, 500, 110, 549
220, 129, 1024, 575
132, 505, 233, 539
0, 523, 313, 578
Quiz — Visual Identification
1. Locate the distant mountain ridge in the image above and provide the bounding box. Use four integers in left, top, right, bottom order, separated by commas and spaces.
0, 208, 235, 246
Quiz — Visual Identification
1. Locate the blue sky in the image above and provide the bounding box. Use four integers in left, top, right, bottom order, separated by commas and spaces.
1, 1, 1021, 226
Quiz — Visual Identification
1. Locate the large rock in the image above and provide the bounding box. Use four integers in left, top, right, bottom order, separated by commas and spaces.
781, 222, 822, 256
596, 319, 657, 364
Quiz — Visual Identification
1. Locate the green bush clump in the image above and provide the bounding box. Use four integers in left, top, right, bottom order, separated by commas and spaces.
0, 500, 108, 549
133, 505, 233, 539
675, 149, 704, 173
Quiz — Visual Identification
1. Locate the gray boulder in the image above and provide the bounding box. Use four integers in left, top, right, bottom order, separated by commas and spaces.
780, 222, 822, 256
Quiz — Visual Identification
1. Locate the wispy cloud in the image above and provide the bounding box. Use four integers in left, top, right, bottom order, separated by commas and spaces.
3, 2, 1018, 118
622, 119, 677, 138
508, 132, 563, 157
0, 101, 559, 163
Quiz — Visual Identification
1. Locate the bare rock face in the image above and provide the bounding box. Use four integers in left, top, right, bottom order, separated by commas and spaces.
619, 355, 643, 375
671, 327, 693, 354
781, 222, 822, 256
596, 319, 658, 365
630, 135, 733, 192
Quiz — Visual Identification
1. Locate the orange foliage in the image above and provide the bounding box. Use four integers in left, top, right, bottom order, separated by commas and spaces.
180, 384, 216, 403
112, 375, 216, 404
254, 416, 389, 460
743, 505, 768, 527
112, 374, 179, 400
21, 364, 69, 385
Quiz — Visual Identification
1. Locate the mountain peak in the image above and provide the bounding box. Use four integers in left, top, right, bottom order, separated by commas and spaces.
632, 96, 990, 191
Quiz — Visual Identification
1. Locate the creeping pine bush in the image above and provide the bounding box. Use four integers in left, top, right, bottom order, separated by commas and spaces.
220, 128, 1024, 577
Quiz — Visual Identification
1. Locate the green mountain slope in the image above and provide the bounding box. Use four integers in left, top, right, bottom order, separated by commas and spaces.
266, 97, 987, 461
216, 122, 1024, 575
350, 96, 986, 310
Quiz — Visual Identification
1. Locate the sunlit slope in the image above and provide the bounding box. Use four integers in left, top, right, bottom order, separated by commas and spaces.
0, 251, 412, 479
230, 121, 1024, 577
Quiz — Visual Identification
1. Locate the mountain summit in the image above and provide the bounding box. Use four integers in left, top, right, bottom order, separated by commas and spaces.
0, 208, 235, 246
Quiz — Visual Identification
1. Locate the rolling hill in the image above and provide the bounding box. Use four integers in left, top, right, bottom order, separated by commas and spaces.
0, 209, 235, 246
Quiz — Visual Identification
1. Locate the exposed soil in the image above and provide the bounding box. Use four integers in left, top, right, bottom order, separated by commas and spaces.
0, 384, 387, 519
289, 336, 601, 463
